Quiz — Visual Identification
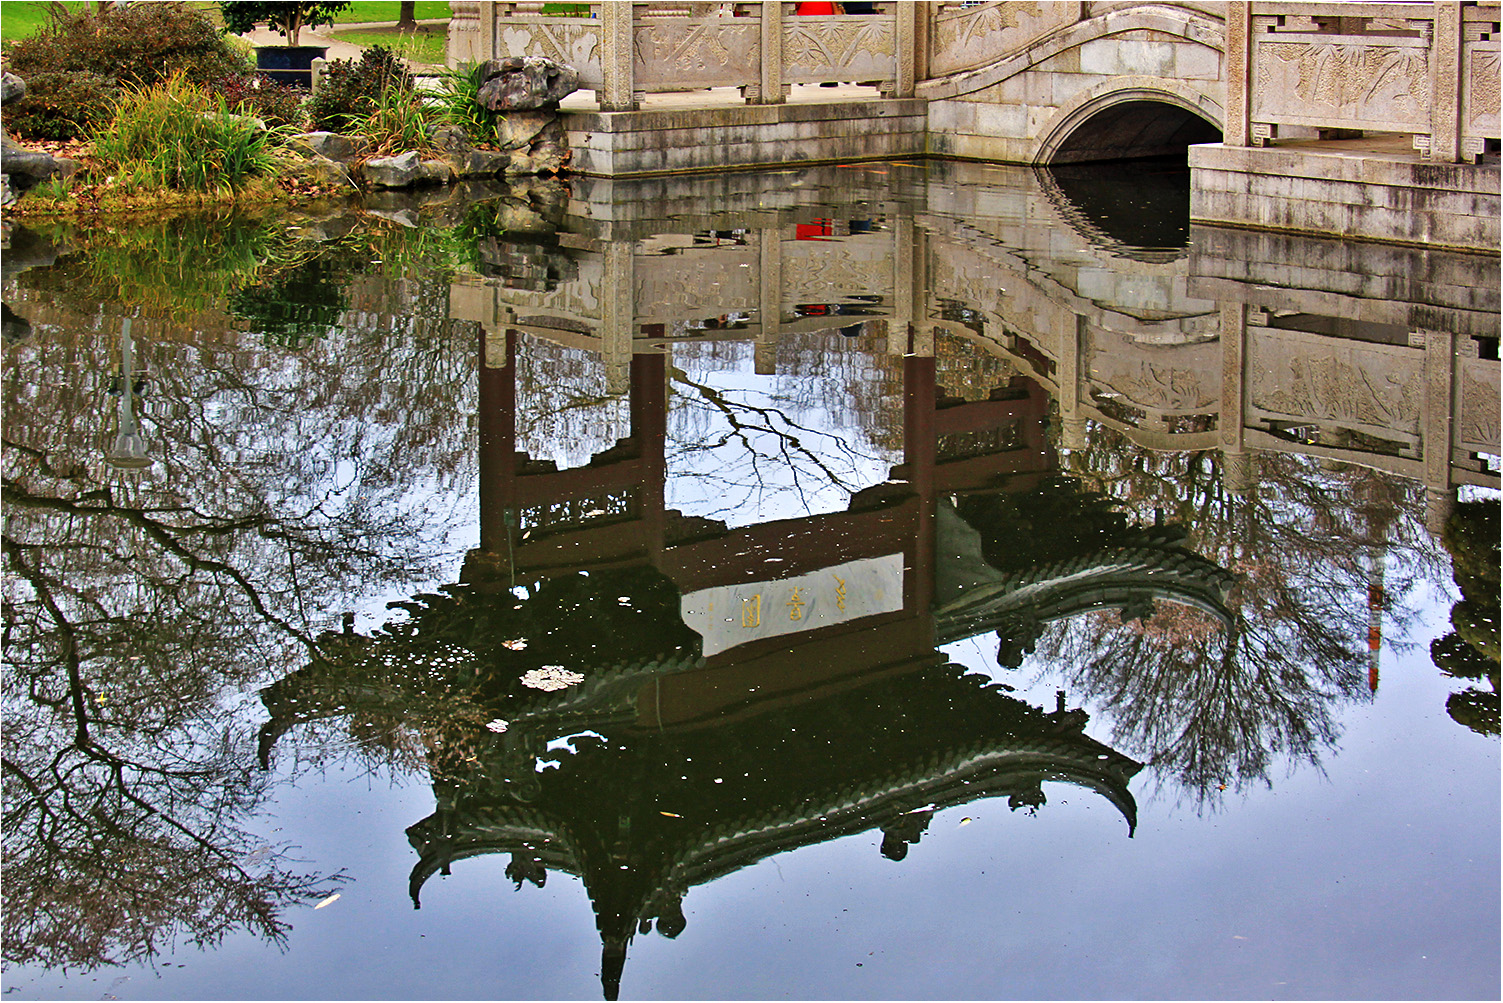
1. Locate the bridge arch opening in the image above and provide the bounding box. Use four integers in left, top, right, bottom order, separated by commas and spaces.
1045, 100, 1222, 165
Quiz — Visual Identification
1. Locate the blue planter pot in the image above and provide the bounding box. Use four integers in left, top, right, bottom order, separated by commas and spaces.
255, 45, 329, 89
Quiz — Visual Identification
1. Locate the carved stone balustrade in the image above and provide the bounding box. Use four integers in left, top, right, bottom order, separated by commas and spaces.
1228, 1, 1501, 163
448, 1, 920, 109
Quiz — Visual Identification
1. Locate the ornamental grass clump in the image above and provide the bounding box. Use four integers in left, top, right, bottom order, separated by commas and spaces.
351, 86, 434, 156
435, 61, 500, 147
91, 74, 282, 196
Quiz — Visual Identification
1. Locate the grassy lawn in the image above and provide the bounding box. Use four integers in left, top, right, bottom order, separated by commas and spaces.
1, 2, 61, 46
328, 24, 448, 66
331, 2, 453, 25
1, 2, 452, 46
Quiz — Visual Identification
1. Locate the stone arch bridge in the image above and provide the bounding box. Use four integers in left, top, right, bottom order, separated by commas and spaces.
450, 1, 1498, 172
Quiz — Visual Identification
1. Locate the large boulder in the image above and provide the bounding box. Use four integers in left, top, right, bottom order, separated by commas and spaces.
361, 150, 425, 188
475, 57, 580, 112
1, 134, 77, 192
288, 131, 365, 163
2, 73, 25, 104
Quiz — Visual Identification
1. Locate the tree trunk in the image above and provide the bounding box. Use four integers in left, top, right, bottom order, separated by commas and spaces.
396, 1, 417, 28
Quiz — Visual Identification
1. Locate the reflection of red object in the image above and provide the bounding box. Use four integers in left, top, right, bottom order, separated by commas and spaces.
796, 219, 833, 240
797, 304, 832, 317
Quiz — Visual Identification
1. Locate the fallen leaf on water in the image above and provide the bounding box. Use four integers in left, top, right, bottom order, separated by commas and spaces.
486, 719, 509, 733
959, 817, 974, 826
660, 811, 682, 818
314, 893, 341, 910
502, 638, 529, 650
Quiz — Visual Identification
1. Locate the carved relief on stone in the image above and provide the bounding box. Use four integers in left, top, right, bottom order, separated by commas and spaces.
1253, 39, 1431, 128
1457, 359, 1501, 451
635, 248, 759, 319
782, 241, 895, 304
783, 18, 895, 82
1463, 47, 1501, 132
929, 1, 1070, 78
499, 24, 604, 87
1087, 357, 1216, 414
1247, 340, 1423, 435
634, 21, 760, 89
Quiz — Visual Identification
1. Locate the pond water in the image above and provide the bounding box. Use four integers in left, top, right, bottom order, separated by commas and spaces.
2, 160, 1499, 1001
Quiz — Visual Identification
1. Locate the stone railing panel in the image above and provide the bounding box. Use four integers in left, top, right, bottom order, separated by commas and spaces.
928, 1, 1078, 79
1249, 11, 1434, 137
782, 14, 898, 85
1457, 353, 1500, 459
782, 236, 896, 305
1461, 6, 1501, 159
636, 246, 759, 321
1245, 326, 1423, 446
498, 17, 607, 88
634, 15, 762, 91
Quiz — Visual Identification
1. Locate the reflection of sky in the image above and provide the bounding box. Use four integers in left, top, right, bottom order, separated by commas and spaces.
8, 579, 1495, 1001
666, 341, 902, 528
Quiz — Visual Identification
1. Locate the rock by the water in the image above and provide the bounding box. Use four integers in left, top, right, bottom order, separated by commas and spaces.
2, 134, 75, 193
362, 150, 424, 188
494, 111, 555, 153
283, 153, 355, 188
427, 124, 470, 154
2, 73, 26, 104
476, 57, 580, 112
503, 118, 570, 175
289, 132, 365, 163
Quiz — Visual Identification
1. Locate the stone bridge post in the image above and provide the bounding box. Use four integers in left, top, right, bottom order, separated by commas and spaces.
601, 2, 638, 112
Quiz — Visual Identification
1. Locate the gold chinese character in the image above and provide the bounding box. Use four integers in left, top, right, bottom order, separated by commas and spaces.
787, 586, 806, 621
741, 594, 762, 628
833, 575, 847, 612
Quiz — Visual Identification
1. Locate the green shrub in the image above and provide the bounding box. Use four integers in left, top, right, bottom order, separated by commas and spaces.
2, 71, 120, 141
214, 74, 308, 131
305, 45, 412, 133
6, 2, 251, 140
91, 74, 281, 195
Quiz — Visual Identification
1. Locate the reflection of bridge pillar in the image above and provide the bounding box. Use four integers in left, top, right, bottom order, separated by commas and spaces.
1220, 302, 1252, 496
905, 353, 937, 613
478, 326, 518, 558
756, 228, 783, 375
1422, 326, 1458, 534
1059, 315, 1087, 451
893, 217, 929, 357
633, 351, 669, 563
603, 242, 635, 394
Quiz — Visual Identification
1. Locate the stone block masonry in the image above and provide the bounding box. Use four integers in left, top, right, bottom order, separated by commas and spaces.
562, 99, 928, 178
1189, 140, 1500, 253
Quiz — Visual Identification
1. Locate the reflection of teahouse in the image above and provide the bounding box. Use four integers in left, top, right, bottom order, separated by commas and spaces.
401, 657, 1140, 1001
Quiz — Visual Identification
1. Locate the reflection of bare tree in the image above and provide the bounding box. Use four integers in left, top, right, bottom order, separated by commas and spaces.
1035, 422, 1444, 805
665, 334, 903, 522
2, 226, 480, 970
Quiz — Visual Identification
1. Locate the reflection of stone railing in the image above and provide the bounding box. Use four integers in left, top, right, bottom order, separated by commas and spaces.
448, 1, 919, 110
1228, 2, 1501, 163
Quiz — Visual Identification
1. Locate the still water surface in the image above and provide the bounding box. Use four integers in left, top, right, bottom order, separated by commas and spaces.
2, 160, 1498, 1000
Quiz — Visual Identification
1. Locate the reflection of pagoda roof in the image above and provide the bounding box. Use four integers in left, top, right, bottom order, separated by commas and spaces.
934, 494, 1236, 647
402, 660, 1141, 999
935, 539, 1237, 645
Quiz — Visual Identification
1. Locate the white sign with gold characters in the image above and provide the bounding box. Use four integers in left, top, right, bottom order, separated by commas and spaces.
680, 553, 905, 657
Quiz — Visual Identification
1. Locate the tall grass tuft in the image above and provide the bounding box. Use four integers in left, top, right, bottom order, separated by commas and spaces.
350, 86, 434, 156
91, 73, 282, 195
435, 61, 498, 146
